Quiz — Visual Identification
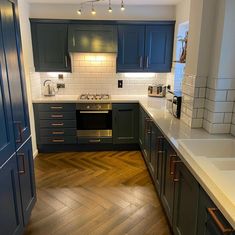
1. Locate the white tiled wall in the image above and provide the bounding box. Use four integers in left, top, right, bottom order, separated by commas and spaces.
31, 53, 168, 98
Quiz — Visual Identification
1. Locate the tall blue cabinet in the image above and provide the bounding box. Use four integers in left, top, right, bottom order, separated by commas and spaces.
0, 0, 36, 235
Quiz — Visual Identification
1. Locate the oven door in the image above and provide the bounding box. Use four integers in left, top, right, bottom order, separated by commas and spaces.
76, 110, 112, 139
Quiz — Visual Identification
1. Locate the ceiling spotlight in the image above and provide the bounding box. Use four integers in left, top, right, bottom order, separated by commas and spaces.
91, 2, 96, 15
121, 0, 125, 11
77, 9, 82, 15
108, 0, 112, 13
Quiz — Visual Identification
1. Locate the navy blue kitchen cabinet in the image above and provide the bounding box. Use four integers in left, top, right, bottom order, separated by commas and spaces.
145, 25, 174, 72
68, 24, 117, 53
17, 138, 36, 226
117, 22, 175, 72
113, 104, 139, 144
173, 160, 199, 235
117, 25, 145, 72
0, 154, 24, 235
0, 24, 16, 166
1, 0, 30, 150
197, 188, 235, 235
161, 140, 176, 225
31, 22, 71, 72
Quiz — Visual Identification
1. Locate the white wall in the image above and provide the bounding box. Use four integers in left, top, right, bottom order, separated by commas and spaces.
18, 0, 38, 157
29, 4, 175, 20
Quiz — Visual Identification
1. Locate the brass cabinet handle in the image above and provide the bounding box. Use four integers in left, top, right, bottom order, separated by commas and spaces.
51, 115, 64, 118
14, 121, 23, 144
18, 153, 26, 175
52, 131, 64, 135
139, 56, 143, 68
65, 56, 68, 68
145, 117, 152, 134
146, 56, 149, 68
52, 139, 65, 143
207, 208, 235, 234
172, 160, 182, 182
50, 106, 63, 110
169, 155, 178, 176
51, 123, 64, 127
89, 139, 101, 143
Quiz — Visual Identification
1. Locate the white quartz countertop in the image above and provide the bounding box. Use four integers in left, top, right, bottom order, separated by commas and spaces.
33, 95, 235, 228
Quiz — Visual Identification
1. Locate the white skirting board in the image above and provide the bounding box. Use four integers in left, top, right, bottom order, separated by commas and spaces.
33, 149, 38, 159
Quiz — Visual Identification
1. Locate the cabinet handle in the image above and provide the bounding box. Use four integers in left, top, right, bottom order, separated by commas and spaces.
139, 56, 143, 68
207, 208, 235, 234
65, 56, 68, 68
144, 117, 152, 134
89, 139, 101, 143
50, 106, 63, 110
18, 153, 26, 175
146, 56, 149, 69
52, 139, 65, 143
169, 155, 178, 176
72, 36, 76, 47
172, 160, 181, 182
52, 131, 64, 135
51, 114, 64, 118
14, 121, 23, 144
51, 123, 64, 127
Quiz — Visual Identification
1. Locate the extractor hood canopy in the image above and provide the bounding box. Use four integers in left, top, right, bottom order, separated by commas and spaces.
77, 0, 125, 15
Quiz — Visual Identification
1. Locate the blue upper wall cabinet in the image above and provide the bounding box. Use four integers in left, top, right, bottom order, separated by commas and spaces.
1, 0, 31, 149
68, 24, 117, 53
117, 25, 145, 72
31, 22, 71, 72
117, 22, 175, 73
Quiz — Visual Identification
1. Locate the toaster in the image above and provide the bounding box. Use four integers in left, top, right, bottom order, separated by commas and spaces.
148, 85, 166, 97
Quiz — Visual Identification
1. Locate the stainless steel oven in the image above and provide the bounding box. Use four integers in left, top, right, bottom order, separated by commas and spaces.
76, 103, 112, 143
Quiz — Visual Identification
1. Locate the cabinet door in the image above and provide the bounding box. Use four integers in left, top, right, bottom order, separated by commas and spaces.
161, 141, 176, 225
17, 138, 36, 226
139, 107, 145, 149
0, 22, 15, 166
113, 104, 139, 144
0, 154, 24, 235
31, 23, 71, 72
1, 0, 30, 149
117, 25, 145, 72
173, 162, 199, 235
197, 188, 235, 235
145, 24, 174, 72
68, 24, 117, 53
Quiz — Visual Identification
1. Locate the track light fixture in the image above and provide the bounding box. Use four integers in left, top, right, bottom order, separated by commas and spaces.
77, 0, 126, 15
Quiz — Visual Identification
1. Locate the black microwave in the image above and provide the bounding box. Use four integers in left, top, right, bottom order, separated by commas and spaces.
166, 91, 182, 119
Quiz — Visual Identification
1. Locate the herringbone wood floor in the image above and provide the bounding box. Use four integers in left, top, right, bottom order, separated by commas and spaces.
24, 151, 172, 235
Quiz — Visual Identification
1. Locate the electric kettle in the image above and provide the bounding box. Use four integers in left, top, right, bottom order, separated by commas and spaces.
43, 80, 56, 96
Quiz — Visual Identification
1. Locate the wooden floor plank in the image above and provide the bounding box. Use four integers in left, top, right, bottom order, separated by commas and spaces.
24, 151, 171, 235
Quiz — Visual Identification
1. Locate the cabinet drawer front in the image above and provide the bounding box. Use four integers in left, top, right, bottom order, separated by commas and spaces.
40, 120, 76, 128
37, 104, 76, 112
40, 136, 77, 144
39, 112, 76, 120
40, 128, 77, 137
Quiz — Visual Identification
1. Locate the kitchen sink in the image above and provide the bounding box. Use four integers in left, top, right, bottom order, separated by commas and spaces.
178, 139, 235, 158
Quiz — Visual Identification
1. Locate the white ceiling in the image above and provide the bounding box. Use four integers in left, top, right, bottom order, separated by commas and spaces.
27, 0, 181, 5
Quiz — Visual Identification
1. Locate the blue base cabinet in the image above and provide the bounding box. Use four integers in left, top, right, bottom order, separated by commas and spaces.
17, 138, 36, 226
197, 188, 235, 235
0, 155, 24, 235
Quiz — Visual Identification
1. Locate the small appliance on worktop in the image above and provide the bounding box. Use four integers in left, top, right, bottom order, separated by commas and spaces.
166, 90, 182, 119
77, 94, 112, 143
148, 85, 166, 98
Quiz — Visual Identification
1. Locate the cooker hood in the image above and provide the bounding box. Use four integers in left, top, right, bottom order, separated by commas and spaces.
68, 24, 117, 53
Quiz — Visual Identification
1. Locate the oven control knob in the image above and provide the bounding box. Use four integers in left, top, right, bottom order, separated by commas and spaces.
86, 105, 90, 109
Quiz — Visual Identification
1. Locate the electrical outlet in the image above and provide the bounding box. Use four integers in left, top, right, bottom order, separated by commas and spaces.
58, 74, 64, 79
57, 83, 65, 89
118, 80, 123, 88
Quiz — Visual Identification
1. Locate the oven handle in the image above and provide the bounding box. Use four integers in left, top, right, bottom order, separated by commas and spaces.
80, 111, 109, 114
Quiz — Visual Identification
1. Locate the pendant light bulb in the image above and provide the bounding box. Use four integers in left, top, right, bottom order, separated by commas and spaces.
91, 2, 96, 15
108, 0, 112, 13
77, 9, 82, 15
121, 0, 125, 11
